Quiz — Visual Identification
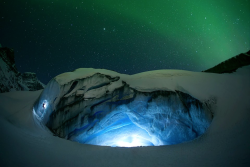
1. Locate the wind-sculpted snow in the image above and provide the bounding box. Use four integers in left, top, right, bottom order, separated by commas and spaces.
33, 70, 213, 146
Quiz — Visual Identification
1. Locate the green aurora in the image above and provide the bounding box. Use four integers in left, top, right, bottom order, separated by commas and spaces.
1, 0, 250, 83
50, 0, 250, 67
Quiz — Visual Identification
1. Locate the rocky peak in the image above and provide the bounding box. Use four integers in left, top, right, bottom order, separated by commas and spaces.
0, 46, 45, 93
203, 50, 250, 73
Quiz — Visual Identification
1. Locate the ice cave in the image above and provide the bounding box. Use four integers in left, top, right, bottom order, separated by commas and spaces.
33, 70, 213, 147
2, 65, 250, 166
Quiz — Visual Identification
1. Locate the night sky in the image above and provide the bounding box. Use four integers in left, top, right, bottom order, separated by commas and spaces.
1, 0, 250, 84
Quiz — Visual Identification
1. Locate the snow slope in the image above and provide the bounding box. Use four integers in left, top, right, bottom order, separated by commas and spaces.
0, 66, 250, 167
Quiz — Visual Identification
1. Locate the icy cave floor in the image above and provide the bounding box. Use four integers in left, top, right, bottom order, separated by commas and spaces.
0, 67, 250, 167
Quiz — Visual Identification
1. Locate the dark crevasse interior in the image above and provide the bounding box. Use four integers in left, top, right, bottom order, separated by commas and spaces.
34, 73, 213, 147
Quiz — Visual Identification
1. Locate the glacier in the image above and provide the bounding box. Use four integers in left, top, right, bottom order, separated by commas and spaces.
33, 70, 213, 147
1, 65, 250, 167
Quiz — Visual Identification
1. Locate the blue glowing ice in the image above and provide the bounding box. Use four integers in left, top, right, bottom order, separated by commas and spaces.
68, 94, 211, 146
33, 72, 212, 147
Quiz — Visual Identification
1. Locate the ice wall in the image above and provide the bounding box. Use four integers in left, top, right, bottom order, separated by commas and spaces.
33, 70, 213, 146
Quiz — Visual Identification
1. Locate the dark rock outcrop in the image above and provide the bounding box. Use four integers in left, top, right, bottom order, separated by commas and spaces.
21, 72, 45, 91
0, 46, 45, 93
203, 50, 250, 73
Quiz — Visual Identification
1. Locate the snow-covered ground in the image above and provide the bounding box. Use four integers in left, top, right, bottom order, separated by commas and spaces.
0, 66, 250, 167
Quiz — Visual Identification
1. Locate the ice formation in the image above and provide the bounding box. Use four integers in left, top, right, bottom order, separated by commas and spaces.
33, 69, 213, 147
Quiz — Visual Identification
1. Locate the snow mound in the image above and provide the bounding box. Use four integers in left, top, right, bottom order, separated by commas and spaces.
33, 69, 213, 146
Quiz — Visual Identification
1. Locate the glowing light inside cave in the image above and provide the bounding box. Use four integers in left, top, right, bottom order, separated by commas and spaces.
114, 135, 150, 147
43, 101, 48, 109
33, 100, 49, 120
33, 83, 213, 147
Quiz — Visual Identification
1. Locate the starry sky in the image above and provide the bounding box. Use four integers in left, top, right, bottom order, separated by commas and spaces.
1, 0, 250, 84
